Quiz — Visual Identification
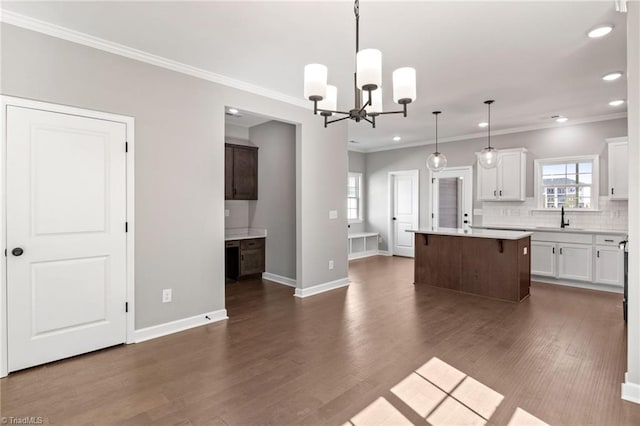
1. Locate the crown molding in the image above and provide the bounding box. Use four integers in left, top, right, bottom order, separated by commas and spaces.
0, 9, 311, 110
359, 112, 628, 153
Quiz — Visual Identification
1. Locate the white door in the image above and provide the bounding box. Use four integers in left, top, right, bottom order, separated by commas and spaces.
558, 243, 593, 282
391, 171, 419, 257
595, 246, 624, 286
531, 242, 556, 277
430, 167, 473, 230
7, 106, 128, 372
497, 151, 523, 200
477, 164, 497, 201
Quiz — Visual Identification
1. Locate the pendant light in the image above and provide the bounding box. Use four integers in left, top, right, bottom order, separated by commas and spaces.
477, 100, 499, 169
426, 111, 447, 172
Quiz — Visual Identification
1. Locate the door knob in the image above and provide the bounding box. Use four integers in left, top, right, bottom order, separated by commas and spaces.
11, 247, 24, 257
392, 217, 397, 220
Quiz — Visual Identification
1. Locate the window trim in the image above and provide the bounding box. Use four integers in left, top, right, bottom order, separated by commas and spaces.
534, 155, 599, 211
348, 172, 363, 224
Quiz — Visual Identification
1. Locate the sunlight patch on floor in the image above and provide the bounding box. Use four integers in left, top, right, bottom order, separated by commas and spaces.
347, 357, 549, 426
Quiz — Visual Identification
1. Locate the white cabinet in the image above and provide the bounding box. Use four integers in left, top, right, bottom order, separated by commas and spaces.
558, 243, 593, 282
477, 148, 527, 201
531, 242, 556, 277
595, 245, 624, 286
607, 137, 628, 200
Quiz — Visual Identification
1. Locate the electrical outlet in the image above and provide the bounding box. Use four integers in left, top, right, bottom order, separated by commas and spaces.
328, 260, 334, 270
523, 247, 528, 255
329, 210, 338, 219
162, 288, 172, 303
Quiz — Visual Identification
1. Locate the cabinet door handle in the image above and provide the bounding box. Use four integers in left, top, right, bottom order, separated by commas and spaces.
499, 190, 503, 196
597, 250, 600, 258
559, 248, 563, 255
552, 247, 555, 254
611, 187, 615, 195
493, 190, 497, 197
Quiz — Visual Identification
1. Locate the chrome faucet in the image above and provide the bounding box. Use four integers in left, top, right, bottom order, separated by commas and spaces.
560, 206, 570, 228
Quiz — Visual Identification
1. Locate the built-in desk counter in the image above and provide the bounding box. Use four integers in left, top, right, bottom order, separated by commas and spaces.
408, 228, 531, 302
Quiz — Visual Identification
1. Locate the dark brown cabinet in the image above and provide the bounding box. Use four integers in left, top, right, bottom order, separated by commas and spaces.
225, 238, 265, 280
225, 143, 258, 200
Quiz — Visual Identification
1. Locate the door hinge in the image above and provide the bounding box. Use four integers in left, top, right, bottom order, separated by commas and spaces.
431, 213, 435, 218
125, 222, 128, 233
125, 142, 129, 153
125, 302, 129, 313
4, 249, 6, 257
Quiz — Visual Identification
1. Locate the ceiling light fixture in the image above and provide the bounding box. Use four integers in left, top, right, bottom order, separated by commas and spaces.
609, 99, 625, 106
426, 111, 447, 173
303, 0, 416, 128
478, 122, 488, 128
393, 136, 402, 142
477, 100, 499, 169
552, 115, 569, 123
588, 25, 614, 38
228, 108, 239, 115
603, 72, 623, 81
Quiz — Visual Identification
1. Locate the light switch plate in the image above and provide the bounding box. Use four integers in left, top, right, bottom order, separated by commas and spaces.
329, 210, 338, 219
162, 288, 172, 303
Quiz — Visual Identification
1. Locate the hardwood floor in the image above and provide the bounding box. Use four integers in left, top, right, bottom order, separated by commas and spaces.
2, 255, 640, 425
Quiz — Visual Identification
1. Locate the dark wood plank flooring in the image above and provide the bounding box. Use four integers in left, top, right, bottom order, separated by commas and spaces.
2, 255, 639, 425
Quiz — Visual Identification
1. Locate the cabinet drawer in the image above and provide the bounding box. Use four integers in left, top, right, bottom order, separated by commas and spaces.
225, 240, 240, 247
241, 238, 265, 249
531, 232, 592, 244
595, 235, 624, 246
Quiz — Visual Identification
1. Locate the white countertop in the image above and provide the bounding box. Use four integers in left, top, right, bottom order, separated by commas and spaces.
408, 227, 532, 240
472, 225, 627, 236
225, 228, 267, 241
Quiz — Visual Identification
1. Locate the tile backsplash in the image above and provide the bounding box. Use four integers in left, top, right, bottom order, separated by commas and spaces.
480, 197, 628, 231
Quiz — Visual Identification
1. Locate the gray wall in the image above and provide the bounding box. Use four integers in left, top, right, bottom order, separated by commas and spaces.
365, 118, 627, 251
225, 123, 250, 141
249, 120, 296, 279
348, 150, 366, 234
1, 23, 348, 329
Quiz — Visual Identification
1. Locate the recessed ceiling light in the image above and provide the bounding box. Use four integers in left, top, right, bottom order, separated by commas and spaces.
554, 116, 568, 123
609, 99, 625, 106
228, 108, 239, 115
602, 72, 623, 81
393, 136, 401, 142
478, 122, 489, 128
588, 25, 613, 38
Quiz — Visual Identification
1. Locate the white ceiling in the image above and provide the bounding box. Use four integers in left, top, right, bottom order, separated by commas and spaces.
2, 1, 628, 151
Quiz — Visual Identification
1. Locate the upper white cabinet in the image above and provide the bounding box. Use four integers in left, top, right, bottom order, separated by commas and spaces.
477, 148, 527, 201
607, 137, 628, 200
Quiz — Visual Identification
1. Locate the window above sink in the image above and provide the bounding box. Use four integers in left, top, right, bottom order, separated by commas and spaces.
534, 155, 600, 211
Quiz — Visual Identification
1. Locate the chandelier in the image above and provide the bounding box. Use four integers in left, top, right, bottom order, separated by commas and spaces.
303, 0, 417, 128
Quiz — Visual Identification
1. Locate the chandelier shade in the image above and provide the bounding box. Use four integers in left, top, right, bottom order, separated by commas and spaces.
304, 0, 416, 128
393, 67, 417, 104
356, 49, 382, 91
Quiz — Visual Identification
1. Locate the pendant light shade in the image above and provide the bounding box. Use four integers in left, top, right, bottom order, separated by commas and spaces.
356, 49, 382, 91
392, 67, 417, 104
426, 111, 447, 172
318, 85, 338, 115
303, 64, 328, 101
477, 100, 499, 169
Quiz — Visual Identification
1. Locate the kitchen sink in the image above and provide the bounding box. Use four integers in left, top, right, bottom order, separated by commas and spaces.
535, 226, 583, 231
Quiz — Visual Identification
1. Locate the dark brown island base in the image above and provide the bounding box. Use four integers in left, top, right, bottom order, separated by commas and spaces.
410, 228, 533, 302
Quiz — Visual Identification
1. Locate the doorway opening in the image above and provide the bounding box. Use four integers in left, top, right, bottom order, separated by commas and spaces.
429, 166, 473, 230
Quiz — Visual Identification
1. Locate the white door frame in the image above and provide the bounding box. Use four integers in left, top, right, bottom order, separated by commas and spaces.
0, 96, 136, 377
388, 170, 419, 256
428, 166, 473, 229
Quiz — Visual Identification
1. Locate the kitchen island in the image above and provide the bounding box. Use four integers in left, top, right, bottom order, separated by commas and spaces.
409, 227, 532, 302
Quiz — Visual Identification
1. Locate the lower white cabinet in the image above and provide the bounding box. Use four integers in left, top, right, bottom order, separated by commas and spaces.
558, 243, 593, 282
530, 232, 624, 287
595, 245, 624, 286
531, 242, 556, 277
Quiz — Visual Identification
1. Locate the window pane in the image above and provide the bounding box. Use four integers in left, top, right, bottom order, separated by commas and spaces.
578, 173, 592, 184
566, 163, 576, 174
579, 162, 592, 173
348, 198, 357, 209
543, 164, 566, 176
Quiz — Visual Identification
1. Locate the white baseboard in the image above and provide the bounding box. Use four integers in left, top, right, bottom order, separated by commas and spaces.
294, 277, 350, 298
622, 373, 640, 404
262, 272, 296, 287
378, 250, 392, 256
348, 251, 392, 260
133, 309, 228, 343
532, 276, 623, 294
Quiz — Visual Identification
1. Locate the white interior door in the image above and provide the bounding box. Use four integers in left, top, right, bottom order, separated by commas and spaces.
430, 167, 473, 230
391, 171, 419, 257
7, 106, 128, 372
